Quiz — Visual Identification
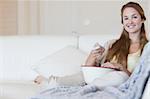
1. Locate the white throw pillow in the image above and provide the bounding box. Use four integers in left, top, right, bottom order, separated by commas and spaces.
32, 45, 87, 79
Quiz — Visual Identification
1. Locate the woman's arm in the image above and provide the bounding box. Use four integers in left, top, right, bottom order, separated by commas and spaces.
83, 39, 117, 66
83, 44, 105, 66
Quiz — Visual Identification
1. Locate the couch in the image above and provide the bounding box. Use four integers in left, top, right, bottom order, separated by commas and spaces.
0, 35, 149, 99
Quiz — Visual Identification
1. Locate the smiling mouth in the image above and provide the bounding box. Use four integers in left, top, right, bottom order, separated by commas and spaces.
127, 25, 136, 29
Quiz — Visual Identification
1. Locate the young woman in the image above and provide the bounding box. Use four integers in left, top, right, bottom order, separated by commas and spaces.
34, 2, 148, 86
85, 1, 148, 76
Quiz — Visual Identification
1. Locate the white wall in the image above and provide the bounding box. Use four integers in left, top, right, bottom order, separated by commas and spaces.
39, 1, 72, 35
39, 0, 148, 37
18, 0, 40, 35
16, 0, 149, 37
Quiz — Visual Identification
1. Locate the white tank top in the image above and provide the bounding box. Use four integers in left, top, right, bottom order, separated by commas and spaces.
127, 49, 141, 73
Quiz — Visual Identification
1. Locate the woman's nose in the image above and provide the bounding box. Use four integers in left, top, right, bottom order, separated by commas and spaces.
128, 19, 134, 24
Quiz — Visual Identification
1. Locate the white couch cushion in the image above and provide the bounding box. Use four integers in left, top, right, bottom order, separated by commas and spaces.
0, 36, 77, 81
32, 45, 87, 78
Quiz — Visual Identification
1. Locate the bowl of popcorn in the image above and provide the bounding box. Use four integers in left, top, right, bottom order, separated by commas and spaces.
82, 66, 115, 84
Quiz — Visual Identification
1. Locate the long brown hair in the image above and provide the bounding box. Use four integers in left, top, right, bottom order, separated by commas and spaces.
105, 2, 148, 67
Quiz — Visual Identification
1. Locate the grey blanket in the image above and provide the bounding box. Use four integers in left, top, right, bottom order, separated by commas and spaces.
31, 42, 150, 99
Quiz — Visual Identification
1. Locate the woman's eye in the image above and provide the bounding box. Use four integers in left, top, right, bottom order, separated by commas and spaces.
133, 16, 138, 19
124, 17, 128, 20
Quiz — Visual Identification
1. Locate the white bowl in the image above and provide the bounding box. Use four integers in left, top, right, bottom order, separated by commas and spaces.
82, 66, 115, 84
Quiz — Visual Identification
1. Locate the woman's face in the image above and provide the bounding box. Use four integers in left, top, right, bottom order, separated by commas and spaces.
122, 7, 143, 34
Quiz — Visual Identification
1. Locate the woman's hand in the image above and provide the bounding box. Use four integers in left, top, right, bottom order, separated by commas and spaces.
101, 62, 131, 76
84, 47, 105, 66
34, 75, 46, 84
101, 62, 121, 70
